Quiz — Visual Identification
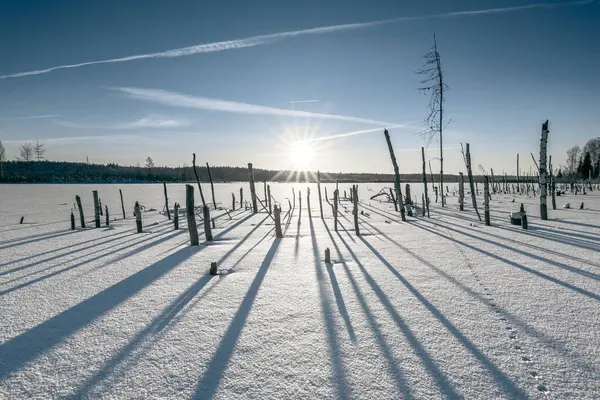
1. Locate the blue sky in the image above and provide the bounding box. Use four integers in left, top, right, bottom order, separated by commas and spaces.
0, 0, 598, 174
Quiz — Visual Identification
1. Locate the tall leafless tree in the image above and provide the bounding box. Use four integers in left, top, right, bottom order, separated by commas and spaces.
0, 141, 6, 179
34, 139, 46, 161
18, 143, 34, 162
417, 33, 449, 207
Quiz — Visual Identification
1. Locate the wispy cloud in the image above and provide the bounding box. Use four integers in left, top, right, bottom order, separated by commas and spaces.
299, 125, 412, 143
0, 0, 592, 80
289, 100, 320, 104
1, 114, 60, 120
118, 87, 398, 126
113, 117, 189, 129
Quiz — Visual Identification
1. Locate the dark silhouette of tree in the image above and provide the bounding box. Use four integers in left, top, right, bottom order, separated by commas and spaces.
34, 140, 46, 161
18, 143, 34, 162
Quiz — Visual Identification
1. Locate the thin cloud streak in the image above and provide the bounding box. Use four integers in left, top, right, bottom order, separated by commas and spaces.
1, 114, 60, 120
299, 125, 413, 143
118, 87, 397, 126
0, 0, 592, 80
289, 100, 320, 104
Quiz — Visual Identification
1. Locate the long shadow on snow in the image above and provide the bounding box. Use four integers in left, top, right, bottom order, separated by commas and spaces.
307, 215, 351, 399
358, 236, 529, 399
0, 227, 182, 295
0, 244, 206, 381
0, 229, 76, 249
423, 218, 600, 282
322, 222, 412, 399
409, 221, 599, 302
358, 218, 600, 377
193, 238, 281, 399
335, 232, 462, 399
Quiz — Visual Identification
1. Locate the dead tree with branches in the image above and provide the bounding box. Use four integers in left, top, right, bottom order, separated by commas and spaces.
417, 33, 449, 207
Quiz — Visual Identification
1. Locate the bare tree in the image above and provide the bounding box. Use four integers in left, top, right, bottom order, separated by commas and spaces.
417, 33, 449, 207
0, 141, 6, 179
18, 143, 34, 162
145, 156, 155, 169
566, 145, 581, 176
34, 139, 46, 161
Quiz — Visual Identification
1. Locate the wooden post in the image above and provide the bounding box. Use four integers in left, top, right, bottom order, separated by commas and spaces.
383, 129, 406, 221
521, 204, 528, 230
317, 171, 324, 219
459, 172, 465, 211
105, 206, 109, 226
516, 153, 520, 193
299, 190, 302, 212
466, 143, 482, 221
292, 187, 296, 210
206, 162, 217, 209
490, 169, 496, 194
99, 198, 103, 215
389, 188, 398, 211
93, 190, 101, 228
421, 147, 430, 217
163, 182, 171, 220
267, 185, 272, 214
174, 203, 180, 230
248, 163, 258, 213
539, 120, 549, 220
210, 262, 218, 276
134, 201, 142, 233
549, 155, 557, 210
325, 186, 329, 202
274, 205, 283, 238
203, 206, 213, 241
263, 181, 268, 209
307, 187, 311, 217
240, 188, 243, 208
333, 190, 339, 231
325, 248, 331, 264
119, 189, 126, 219
192, 153, 207, 207
75, 195, 85, 228
70, 211, 75, 230
232, 193, 236, 211
405, 184, 411, 205
353, 185, 360, 236
484, 176, 491, 226
186, 185, 199, 245
434, 187, 438, 203
422, 194, 425, 216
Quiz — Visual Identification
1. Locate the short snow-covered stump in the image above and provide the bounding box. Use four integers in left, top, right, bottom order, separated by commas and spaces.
510, 212, 522, 225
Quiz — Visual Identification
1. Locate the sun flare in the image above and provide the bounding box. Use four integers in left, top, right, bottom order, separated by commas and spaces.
288, 141, 314, 170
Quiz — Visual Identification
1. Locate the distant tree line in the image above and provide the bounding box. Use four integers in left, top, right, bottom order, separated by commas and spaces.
565, 137, 600, 180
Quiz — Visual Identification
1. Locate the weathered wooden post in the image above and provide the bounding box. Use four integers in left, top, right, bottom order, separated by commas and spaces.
549, 155, 557, 210
484, 176, 491, 226
99, 198, 103, 216
490, 169, 496, 194
298, 190, 302, 212
325, 248, 331, 264
248, 163, 258, 213
405, 184, 412, 205
70, 211, 75, 230
434, 187, 438, 203
210, 262, 218, 276
75, 195, 85, 228
325, 186, 329, 202
186, 185, 199, 245
267, 185, 272, 214
239, 188, 243, 209
274, 205, 283, 238
317, 171, 324, 219
119, 189, 126, 219
520, 203, 528, 230
334, 190, 339, 231
134, 201, 142, 233
163, 182, 171, 220
105, 206, 109, 226
353, 185, 360, 236
173, 203, 180, 230
422, 194, 425, 216
192, 153, 207, 207
306, 187, 311, 217
421, 147, 430, 217
93, 190, 101, 228
231, 193, 236, 211
465, 143, 482, 221
292, 187, 296, 210
206, 162, 217, 209
203, 206, 213, 241
263, 181, 268, 209
459, 172, 465, 211
383, 129, 406, 221
539, 120, 549, 220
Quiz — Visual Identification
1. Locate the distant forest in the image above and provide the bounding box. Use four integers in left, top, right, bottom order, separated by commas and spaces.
0, 160, 531, 184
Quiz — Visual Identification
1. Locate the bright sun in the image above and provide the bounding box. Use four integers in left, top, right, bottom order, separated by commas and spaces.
288, 141, 314, 170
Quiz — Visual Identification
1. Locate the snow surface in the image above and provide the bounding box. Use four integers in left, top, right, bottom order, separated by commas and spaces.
0, 184, 598, 399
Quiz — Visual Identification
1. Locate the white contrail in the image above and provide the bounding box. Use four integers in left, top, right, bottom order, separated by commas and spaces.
1, 114, 60, 120
289, 100, 320, 104
0, 0, 592, 80
118, 87, 398, 126
299, 125, 411, 143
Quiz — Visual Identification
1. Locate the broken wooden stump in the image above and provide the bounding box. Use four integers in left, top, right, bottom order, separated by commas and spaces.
274, 205, 283, 238
70, 212, 75, 230
163, 182, 171, 220
134, 201, 142, 233
210, 262, 218, 276
186, 185, 199, 245
105, 206, 109, 226
203, 206, 213, 241
93, 190, 101, 228
325, 248, 331, 264
174, 203, 180, 230
119, 189, 126, 219
76, 195, 85, 228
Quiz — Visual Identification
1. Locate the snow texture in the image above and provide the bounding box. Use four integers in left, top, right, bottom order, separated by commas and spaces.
0, 183, 598, 399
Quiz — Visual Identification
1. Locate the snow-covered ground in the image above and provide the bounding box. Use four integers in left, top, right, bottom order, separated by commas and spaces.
1, 185, 598, 399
